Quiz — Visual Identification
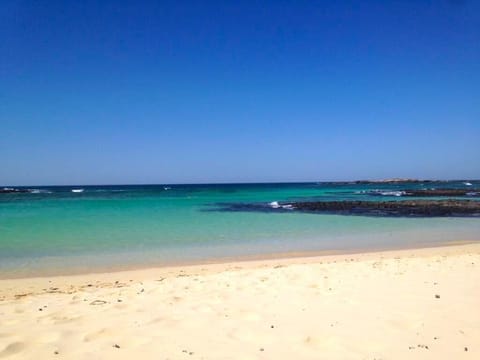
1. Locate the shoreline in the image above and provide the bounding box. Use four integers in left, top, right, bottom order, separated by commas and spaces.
1, 242, 479, 359
0, 239, 478, 281
0, 240, 478, 293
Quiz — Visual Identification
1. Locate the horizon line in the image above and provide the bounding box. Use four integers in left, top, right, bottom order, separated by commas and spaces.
2, 178, 479, 188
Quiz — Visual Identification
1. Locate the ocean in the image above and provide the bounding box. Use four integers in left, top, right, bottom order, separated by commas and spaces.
1, 181, 479, 277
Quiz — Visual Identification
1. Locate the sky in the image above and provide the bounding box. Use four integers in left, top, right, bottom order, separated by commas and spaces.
1, 0, 479, 185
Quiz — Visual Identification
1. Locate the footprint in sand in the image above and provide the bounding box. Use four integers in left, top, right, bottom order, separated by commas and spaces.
69, 295, 83, 304
0, 342, 26, 358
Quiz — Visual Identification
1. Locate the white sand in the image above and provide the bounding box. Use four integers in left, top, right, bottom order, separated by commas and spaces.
0, 243, 479, 359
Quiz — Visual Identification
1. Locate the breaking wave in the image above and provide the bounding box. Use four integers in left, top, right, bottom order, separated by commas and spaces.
269, 201, 294, 210
355, 190, 406, 197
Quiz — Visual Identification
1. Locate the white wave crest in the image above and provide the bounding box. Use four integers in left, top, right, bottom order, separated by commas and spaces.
269, 201, 280, 208
360, 189, 406, 197
379, 191, 406, 197
28, 189, 51, 194
269, 201, 294, 210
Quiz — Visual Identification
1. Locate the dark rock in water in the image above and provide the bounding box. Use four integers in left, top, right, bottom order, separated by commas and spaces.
291, 200, 480, 217
354, 178, 434, 184
214, 200, 480, 217
0, 187, 30, 194
403, 189, 480, 197
361, 188, 480, 197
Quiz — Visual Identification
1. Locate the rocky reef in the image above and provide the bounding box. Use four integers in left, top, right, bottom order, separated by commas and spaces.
215, 200, 480, 217
291, 200, 480, 217
402, 189, 479, 197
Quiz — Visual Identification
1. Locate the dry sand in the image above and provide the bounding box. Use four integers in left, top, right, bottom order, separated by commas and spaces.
0, 243, 479, 359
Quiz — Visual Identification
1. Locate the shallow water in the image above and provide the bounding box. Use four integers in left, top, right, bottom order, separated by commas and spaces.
1, 181, 479, 277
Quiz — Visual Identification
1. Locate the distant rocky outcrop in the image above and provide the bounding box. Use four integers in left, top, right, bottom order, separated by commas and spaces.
354, 178, 434, 184
0, 188, 29, 194
402, 189, 479, 197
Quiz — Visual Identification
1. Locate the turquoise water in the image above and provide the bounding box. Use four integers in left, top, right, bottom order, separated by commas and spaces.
1, 182, 480, 277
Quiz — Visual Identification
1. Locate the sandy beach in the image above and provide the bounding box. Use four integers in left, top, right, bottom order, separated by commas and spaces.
1, 243, 479, 359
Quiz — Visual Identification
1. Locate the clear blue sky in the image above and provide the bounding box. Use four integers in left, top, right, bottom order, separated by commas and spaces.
1, 0, 479, 185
